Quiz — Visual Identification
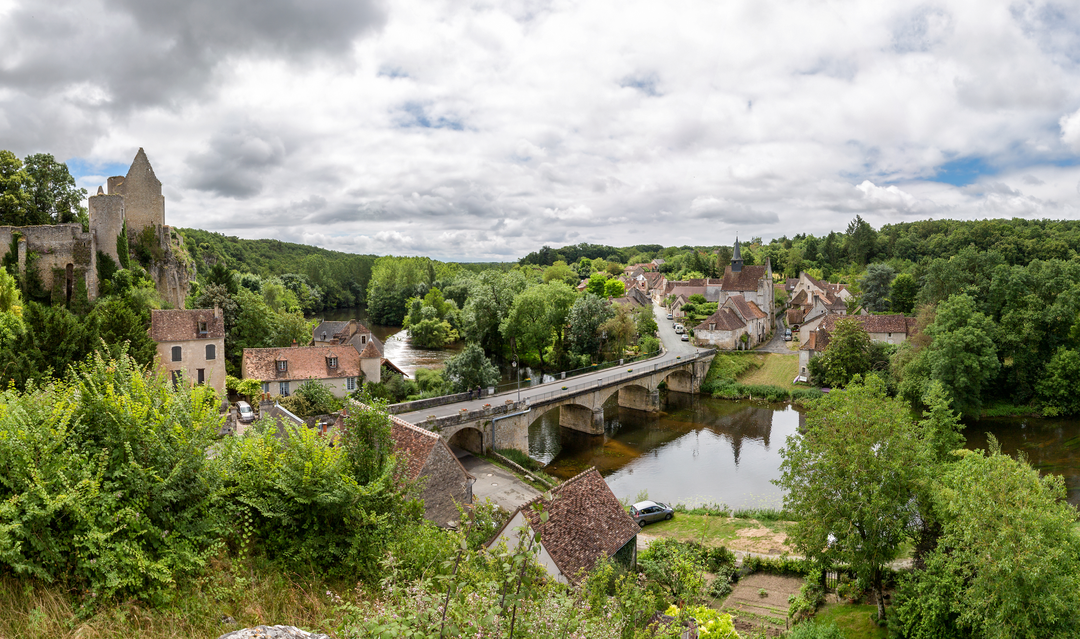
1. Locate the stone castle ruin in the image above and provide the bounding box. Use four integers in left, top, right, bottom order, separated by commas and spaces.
0, 148, 190, 308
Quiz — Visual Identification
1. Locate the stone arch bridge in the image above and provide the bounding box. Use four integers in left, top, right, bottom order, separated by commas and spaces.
398, 351, 714, 454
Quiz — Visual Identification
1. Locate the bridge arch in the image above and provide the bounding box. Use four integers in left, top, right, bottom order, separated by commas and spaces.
598, 382, 658, 413
663, 369, 695, 394
447, 426, 484, 454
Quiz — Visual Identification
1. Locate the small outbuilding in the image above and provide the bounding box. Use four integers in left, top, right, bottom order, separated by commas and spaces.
486, 467, 639, 583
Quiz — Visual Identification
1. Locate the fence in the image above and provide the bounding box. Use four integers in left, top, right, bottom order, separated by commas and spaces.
522, 350, 716, 405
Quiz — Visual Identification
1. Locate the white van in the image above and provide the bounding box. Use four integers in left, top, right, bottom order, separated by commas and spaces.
674, 324, 685, 334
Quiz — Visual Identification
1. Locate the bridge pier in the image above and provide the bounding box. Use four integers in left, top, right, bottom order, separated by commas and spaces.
559, 404, 605, 435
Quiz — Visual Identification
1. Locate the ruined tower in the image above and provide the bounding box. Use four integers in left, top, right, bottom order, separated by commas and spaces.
107, 148, 166, 241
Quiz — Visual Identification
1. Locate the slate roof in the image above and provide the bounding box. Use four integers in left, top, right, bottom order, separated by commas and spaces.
150, 309, 225, 342
695, 307, 746, 332
721, 264, 768, 291
512, 468, 639, 583
787, 308, 805, 325
259, 402, 306, 439
313, 320, 350, 342
790, 290, 809, 307
785, 278, 799, 292
726, 295, 766, 320
242, 345, 361, 380
821, 313, 910, 334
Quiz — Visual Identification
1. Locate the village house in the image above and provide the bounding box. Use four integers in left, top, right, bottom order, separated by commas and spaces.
798, 314, 918, 378
241, 344, 364, 399
150, 308, 226, 394
793, 290, 848, 337
790, 271, 853, 303
311, 319, 394, 382
692, 294, 769, 350
486, 468, 639, 583
611, 285, 650, 309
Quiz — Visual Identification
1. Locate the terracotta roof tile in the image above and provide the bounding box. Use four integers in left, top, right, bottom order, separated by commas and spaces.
150, 309, 225, 342
242, 345, 361, 381
821, 314, 910, 334
721, 264, 768, 291
787, 308, 805, 325
695, 307, 746, 332
516, 468, 639, 583
726, 295, 766, 320
359, 341, 381, 358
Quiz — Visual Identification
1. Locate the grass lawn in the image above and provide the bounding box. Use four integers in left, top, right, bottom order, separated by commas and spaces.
737, 353, 800, 390
641, 513, 758, 545
811, 603, 888, 639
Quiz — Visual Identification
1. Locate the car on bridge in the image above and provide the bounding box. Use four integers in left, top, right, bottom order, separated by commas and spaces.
630, 500, 674, 526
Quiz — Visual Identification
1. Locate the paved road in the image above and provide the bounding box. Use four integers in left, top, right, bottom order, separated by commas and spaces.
458, 454, 541, 511
398, 301, 708, 422
753, 316, 796, 354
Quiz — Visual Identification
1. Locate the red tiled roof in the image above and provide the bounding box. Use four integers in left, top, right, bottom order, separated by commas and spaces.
721, 264, 768, 291
695, 307, 746, 332
725, 295, 766, 321
800, 329, 830, 352
359, 341, 381, 358
790, 290, 809, 307
242, 345, 361, 381
515, 468, 639, 583
821, 313, 910, 334
787, 308, 805, 325
150, 309, 225, 342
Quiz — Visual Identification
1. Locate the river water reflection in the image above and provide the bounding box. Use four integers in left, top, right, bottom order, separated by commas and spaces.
531, 395, 1080, 508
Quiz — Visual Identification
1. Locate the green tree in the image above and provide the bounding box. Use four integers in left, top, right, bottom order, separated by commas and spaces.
91, 296, 156, 367
1036, 347, 1080, 416
22, 153, 88, 227
604, 279, 626, 299
890, 272, 918, 314
0, 150, 31, 226
892, 441, 1080, 639
777, 375, 921, 623
600, 304, 636, 358
567, 293, 613, 359
500, 282, 575, 368
461, 270, 526, 357
441, 343, 500, 393
0, 267, 21, 314
585, 272, 608, 297
807, 317, 872, 387
924, 294, 999, 418
0, 301, 99, 389
542, 260, 579, 287
859, 263, 895, 313
844, 215, 877, 265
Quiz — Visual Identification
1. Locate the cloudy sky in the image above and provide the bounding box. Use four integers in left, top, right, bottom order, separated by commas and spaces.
2, 0, 1079, 260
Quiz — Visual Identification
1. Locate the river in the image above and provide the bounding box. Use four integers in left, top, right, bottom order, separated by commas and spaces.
530, 394, 1080, 509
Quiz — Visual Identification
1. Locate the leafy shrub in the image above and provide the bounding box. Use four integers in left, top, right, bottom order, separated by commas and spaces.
665, 605, 739, 639
732, 507, 797, 521
788, 580, 825, 621
497, 448, 542, 471
217, 401, 423, 580
638, 538, 707, 603
280, 378, 340, 417
0, 352, 224, 603
743, 555, 814, 577
459, 499, 510, 551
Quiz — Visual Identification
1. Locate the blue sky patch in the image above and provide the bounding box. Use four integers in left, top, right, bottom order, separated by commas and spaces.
933, 156, 997, 186
395, 102, 464, 131
65, 158, 129, 182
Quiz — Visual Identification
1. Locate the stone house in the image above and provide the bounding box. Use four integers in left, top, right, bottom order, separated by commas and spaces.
794, 291, 848, 337
692, 295, 768, 350
798, 314, 918, 378
151, 308, 226, 393
790, 272, 853, 304
486, 468, 639, 583
242, 345, 363, 398
0, 149, 190, 308
312, 319, 389, 382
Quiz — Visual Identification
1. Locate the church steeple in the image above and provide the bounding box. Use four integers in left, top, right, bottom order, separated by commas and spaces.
731, 236, 743, 273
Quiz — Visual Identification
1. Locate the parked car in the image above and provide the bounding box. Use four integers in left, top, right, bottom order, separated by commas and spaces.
236, 401, 255, 423
784, 328, 793, 341
630, 500, 674, 526
667, 313, 674, 320
681, 333, 690, 342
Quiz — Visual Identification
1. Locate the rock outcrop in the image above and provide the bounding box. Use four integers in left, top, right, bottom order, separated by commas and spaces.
217, 625, 331, 639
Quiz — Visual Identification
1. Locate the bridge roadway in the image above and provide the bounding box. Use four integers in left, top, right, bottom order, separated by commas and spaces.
397, 303, 714, 453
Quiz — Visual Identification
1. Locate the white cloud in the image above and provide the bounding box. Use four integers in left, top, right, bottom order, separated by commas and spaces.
1, 0, 1079, 259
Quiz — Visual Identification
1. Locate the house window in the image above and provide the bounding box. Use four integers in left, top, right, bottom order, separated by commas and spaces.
361, 335, 367, 344
197, 321, 208, 337
321, 331, 327, 341
261, 382, 270, 394
327, 356, 338, 369
197, 368, 205, 384
171, 346, 182, 362
279, 381, 290, 396
205, 344, 216, 360
346, 377, 356, 391
171, 370, 183, 389
276, 360, 288, 372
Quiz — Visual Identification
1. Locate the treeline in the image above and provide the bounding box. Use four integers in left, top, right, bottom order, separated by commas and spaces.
178, 228, 378, 312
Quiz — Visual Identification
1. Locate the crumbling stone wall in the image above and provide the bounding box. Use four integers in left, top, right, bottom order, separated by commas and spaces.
0, 224, 96, 303
418, 442, 473, 526
109, 148, 164, 239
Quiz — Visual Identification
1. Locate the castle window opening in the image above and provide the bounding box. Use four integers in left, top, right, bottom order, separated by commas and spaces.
65, 263, 73, 304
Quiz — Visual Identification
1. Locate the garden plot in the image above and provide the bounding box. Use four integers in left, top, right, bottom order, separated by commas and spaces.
720, 573, 802, 636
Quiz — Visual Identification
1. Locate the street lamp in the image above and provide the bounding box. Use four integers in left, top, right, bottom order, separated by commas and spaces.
512, 359, 521, 402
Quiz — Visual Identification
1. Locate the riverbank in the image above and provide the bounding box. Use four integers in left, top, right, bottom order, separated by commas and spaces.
699, 352, 821, 403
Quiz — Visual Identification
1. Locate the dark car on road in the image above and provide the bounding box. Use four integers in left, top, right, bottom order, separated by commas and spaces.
630, 500, 674, 526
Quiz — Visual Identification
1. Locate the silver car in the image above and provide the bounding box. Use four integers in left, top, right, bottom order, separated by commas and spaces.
630, 500, 674, 526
